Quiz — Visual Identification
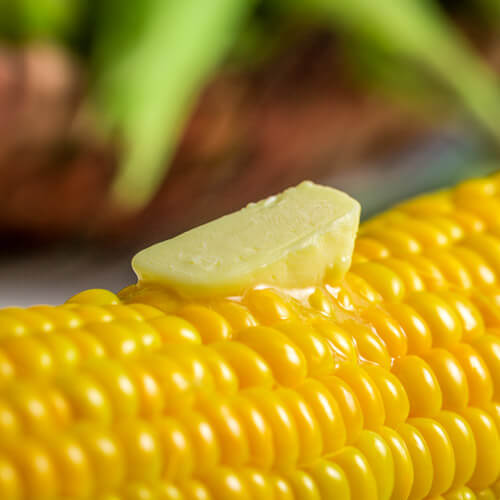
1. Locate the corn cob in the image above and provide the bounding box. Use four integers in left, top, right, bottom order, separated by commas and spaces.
3, 175, 500, 499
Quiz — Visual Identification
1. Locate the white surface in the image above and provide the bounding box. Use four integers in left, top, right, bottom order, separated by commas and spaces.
0, 249, 135, 307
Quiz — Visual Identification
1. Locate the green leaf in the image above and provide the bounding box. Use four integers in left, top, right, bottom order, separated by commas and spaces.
92, 0, 252, 208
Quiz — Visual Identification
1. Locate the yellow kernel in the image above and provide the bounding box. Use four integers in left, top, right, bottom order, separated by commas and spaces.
465, 234, 500, 275
1, 336, 53, 378
139, 355, 194, 413
244, 288, 294, 324
121, 482, 154, 500
334, 364, 385, 430
475, 488, 495, 500
57, 371, 112, 424
247, 469, 278, 498
389, 217, 451, 247
276, 388, 323, 465
378, 426, 414, 500
0, 348, 15, 386
435, 411, 476, 489
3, 382, 56, 436
407, 292, 463, 347
231, 396, 274, 470
330, 446, 378, 500
398, 193, 452, 217
456, 195, 500, 227
66, 289, 120, 306
312, 319, 358, 363
235, 326, 307, 388
202, 468, 250, 500
343, 273, 382, 304
193, 345, 238, 395
86, 321, 139, 358
404, 255, 447, 291
148, 315, 201, 345
210, 301, 258, 331
409, 417, 455, 497
395, 422, 433, 500
363, 227, 422, 257
127, 303, 163, 320
115, 420, 162, 483
424, 249, 473, 290
63, 328, 106, 359
298, 378, 348, 452
449, 343, 493, 407
450, 247, 496, 286
212, 341, 273, 390
0, 313, 25, 338
178, 305, 232, 343
178, 480, 212, 500
160, 344, 215, 393
437, 291, 485, 342
455, 177, 497, 198
361, 306, 408, 358
354, 237, 391, 260
449, 210, 486, 234
381, 258, 426, 293
276, 321, 335, 376
384, 303, 432, 355
0, 400, 20, 438
341, 320, 391, 369
271, 474, 294, 500
128, 363, 164, 418
363, 364, 410, 427
423, 348, 469, 411
350, 262, 406, 301
180, 411, 220, 475
443, 486, 476, 500
34, 332, 79, 369
83, 360, 139, 419
1, 307, 52, 333
66, 305, 114, 324
104, 305, 144, 322
472, 334, 500, 400
196, 395, 250, 468
301, 461, 348, 500
1, 438, 58, 500
126, 290, 179, 314
245, 389, 299, 470
422, 216, 465, 242
392, 355, 442, 417
356, 430, 395, 500
45, 386, 72, 428
74, 423, 125, 492
41, 432, 94, 499
0, 455, 22, 500
308, 287, 334, 316
29, 305, 82, 329
461, 407, 500, 490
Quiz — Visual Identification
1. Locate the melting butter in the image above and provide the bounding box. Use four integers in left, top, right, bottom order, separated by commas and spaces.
132, 181, 361, 298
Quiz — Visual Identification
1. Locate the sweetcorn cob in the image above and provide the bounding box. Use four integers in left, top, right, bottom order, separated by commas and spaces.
3, 175, 500, 499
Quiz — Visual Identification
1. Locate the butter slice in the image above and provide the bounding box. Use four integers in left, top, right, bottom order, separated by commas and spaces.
132, 181, 361, 297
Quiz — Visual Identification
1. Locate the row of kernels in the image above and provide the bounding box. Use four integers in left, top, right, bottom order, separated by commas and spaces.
0, 320, 166, 385
0, 417, 492, 500
0, 429, 387, 500
355, 228, 500, 305
0, 302, 238, 388
0, 366, 391, 478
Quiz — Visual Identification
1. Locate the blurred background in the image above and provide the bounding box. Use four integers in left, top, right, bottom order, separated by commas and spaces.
1, 0, 500, 306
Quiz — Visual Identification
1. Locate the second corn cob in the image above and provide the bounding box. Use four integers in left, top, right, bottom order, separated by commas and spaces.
2, 175, 500, 498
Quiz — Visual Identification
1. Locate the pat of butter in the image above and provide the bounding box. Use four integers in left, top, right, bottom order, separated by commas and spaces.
132, 181, 360, 297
